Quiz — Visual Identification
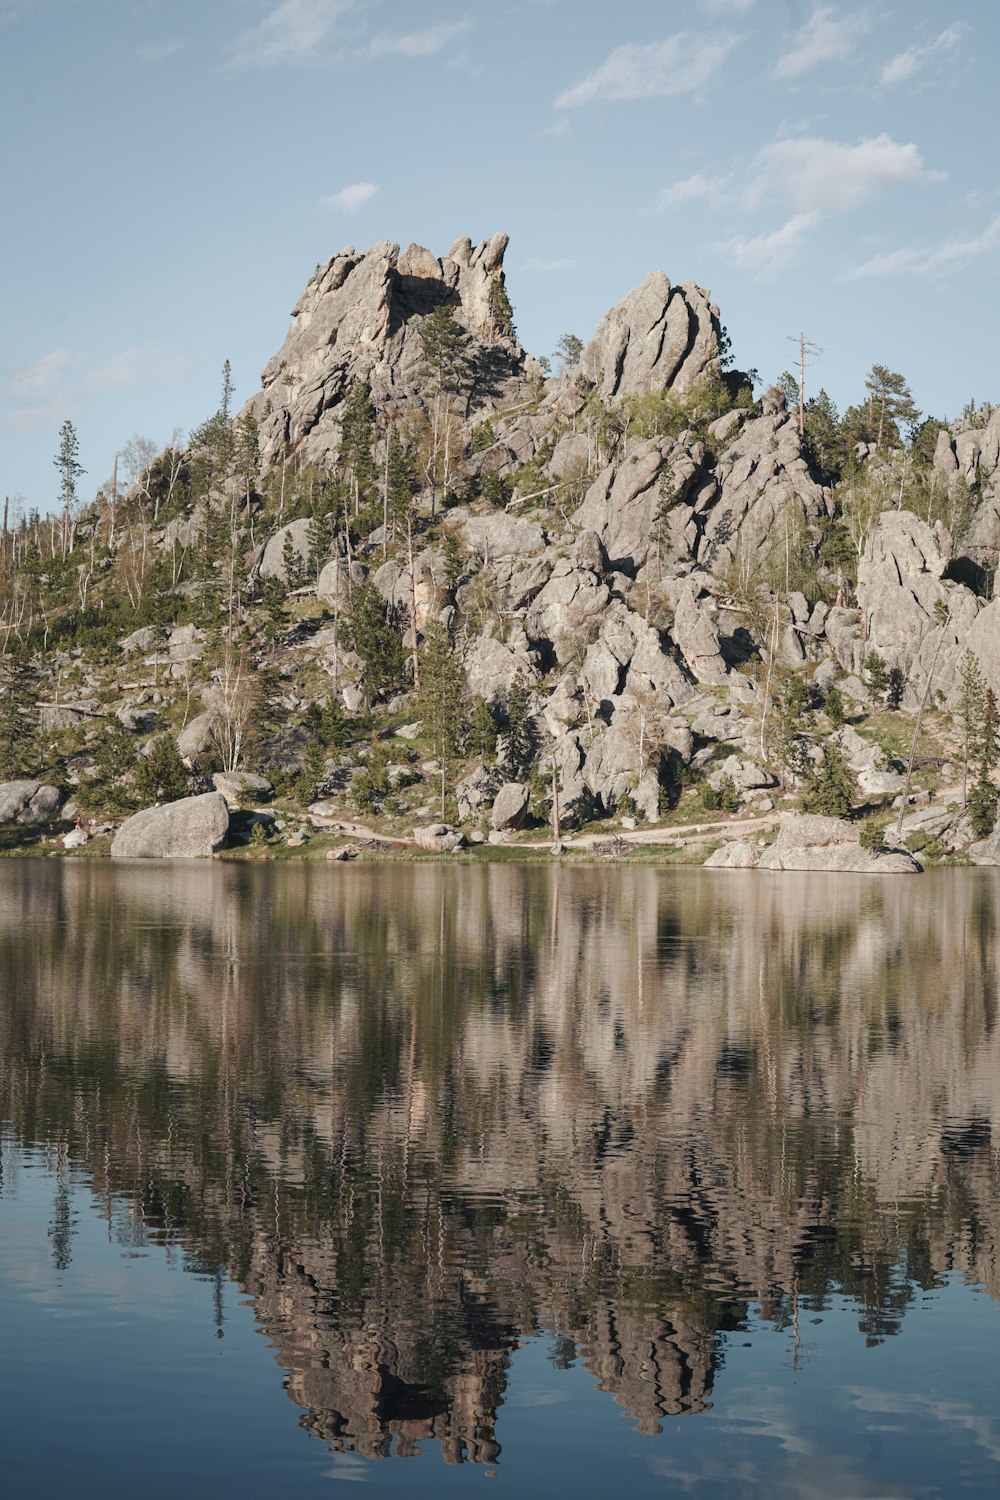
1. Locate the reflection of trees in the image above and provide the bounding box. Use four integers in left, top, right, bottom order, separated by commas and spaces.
1, 861, 1000, 1461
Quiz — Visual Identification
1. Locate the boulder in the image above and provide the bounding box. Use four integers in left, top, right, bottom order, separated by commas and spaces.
755, 813, 919, 873
177, 711, 215, 764
456, 765, 504, 822
0, 780, 40, 822
258, 519, 312, 583
968, 827, 1000, 865
62, 827, 89, 849
704, 841, 759, 869
111, 792, 230, 859
491, 782, 530, 831
19, 785, 63, 824
672, 582, 728, 684
212, 771, 274, 808
413, 823, 465, 853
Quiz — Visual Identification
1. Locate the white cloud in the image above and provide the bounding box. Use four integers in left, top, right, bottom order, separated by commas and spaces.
879, 22, 966, 88
524, 256, 576, 273
1, 344, 194, 434
554, 32, 738, 110
712, 211, 821, 276
227, 0, 355, 70
746, 132, 944, 215
847, 213, 1000, 279
654, 172, 728, 211
364, 18, 471, 60
138, 39, 184, 63
774, 5, 870, 81
321, 181, 379, 213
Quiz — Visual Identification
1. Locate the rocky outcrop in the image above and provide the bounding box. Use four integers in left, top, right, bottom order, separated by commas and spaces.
0, 781, 64, 824
413, 823, 464, 853
110, 793, 230, 859
707, 813, 920, 874
577, 272, 720, 400
212, 771, 273, 808
241, 234, 535, 473
855, 510, 983, 708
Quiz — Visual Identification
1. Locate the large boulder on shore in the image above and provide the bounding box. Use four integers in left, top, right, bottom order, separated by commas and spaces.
491, 782, 530, 831
111, 793, 230, 859
706, 813, 919, 874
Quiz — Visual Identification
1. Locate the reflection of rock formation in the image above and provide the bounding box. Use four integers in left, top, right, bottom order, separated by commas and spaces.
2, 861, 1000, 1460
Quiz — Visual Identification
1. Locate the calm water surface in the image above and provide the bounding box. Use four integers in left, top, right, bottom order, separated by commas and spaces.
1, 860, 1000, 1497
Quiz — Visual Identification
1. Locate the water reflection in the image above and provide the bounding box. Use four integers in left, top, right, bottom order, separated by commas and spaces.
1, 861, 999, 1464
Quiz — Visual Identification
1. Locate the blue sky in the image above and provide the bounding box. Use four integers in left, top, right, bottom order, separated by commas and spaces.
1, 0, 997, 511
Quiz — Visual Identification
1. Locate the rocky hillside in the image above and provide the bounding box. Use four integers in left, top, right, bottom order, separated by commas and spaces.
2, 231, 1000, 861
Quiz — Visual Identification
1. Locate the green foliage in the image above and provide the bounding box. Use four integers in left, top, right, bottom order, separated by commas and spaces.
0, 647, 38, 780
858, 818, 886, 851
419, 303, 471, 397
54, 419, 85, 517
824, 686, 846, 727
864, 651, 889, 696
553, 333, 583, 375
701, 775, 739, 812
348, 581, 405, 703
803, 390, 849, 482
968, 775, 999, 839
442, 532, 464, 591
774, 675, 813, 783
468, 695, 499, 765
294, 740, 328, 805
803, 744, 858, 819
500, 686, 536, 779
303, 694, 350, 749
385, 428, 415, 532
886, 666, 906, 711
480, 472, 513, 508
134, 734, 189, 805
486, 278, 515, 339
340, 379, 376, 510
77, 720, 138, 817
863, 363, 921, 449
416, 624, 468, 766
471, 420, 496, 453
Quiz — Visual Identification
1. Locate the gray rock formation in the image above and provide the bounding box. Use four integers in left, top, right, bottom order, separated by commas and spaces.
241, 234, 534, 473
413, 823, 464, 853
490, 782, 530, 832
577, 272, 720, 400
707, 813, 920, 873
0, 781, 64, 824
110, 793, 230, 859
212, 771, 274, 808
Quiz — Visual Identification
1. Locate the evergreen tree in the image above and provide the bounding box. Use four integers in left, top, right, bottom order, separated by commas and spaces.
486, 277, 515, 340
340, 379, 376, 516
501, 686, 537, 779
0, 646, 37, 781
349, 580, 404, 703
803, 744, 858, 819
53, 419, 85, 559
864, 650, 889, 697
863, 364, 920, 449
957, 651, 986, 806
554, 333, 583, 374
134, 734, 189, 805
774, 676, 812, 785
468, 695, 499, 765
416, 622, 468, 812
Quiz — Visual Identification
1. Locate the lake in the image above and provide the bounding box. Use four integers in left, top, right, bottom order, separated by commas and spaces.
1, 860, 999, 1497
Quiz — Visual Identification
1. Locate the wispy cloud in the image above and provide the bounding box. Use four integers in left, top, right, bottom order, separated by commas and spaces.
879, 22, 966, 88
524, 256, 576, 273
321, 181, 379, 213
698, 0, 755, 13
745, 132, 944, 215
1, 345, 194, 434
364, 18, 471, 60
227, 0, 356, 71
774, 5, 870, 81
554, 32, 738, 110
847, 213, 1000, 279
712, 212, 821, 277
138, 39, 184, 63
654, 172, 728, 211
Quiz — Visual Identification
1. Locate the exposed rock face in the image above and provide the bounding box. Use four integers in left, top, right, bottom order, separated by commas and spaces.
707, 813, 919, 874
241, 234, 534, 472
855, 510, 983, 708
177, 711, 216, 765
577, 272, 720, 400
933, 406, 1000, 562
0, 781, 64, 824
212, 771, 274, 808
110, 792, 230, 859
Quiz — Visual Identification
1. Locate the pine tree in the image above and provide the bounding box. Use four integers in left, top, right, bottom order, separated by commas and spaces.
134, 734, 189, 805
349, 580, 404, 703
53, 419, 85, 560
416, 622, 468, 813
468, 696, 499, 764
501, 686, 537, 779
486, 277, 515, 340
0, 646, 37, 780
803, 744, 858, 819
340, 379, 376, 517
